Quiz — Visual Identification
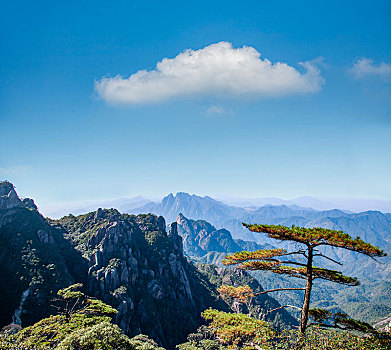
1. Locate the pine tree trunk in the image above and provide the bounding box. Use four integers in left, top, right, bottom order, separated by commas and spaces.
299, 246, 313, 334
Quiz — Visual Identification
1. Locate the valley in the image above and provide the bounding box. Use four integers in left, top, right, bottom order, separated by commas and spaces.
1, 182, 390, 348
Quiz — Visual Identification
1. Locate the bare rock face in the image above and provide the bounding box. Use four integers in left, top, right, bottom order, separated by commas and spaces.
57, 210, 210, 349
232, 301, 249, 315
0, 182, 76, 328
22, 198, 38, 211
36, 229, 54, 244
0, 182, 23, 210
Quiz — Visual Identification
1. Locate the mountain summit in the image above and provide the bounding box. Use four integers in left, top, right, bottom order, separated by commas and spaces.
132, 192, 246, 228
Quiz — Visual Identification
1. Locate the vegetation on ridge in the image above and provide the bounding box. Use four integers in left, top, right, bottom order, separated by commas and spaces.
0, 284, 164, 350
1, 183, 390, 349
219, 223, 387, 335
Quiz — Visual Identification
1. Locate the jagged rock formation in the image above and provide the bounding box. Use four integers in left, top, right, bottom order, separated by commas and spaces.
0, 183, 303, 348
0, 181, 78, 327
53, 209, 298, 347
0, 181, 24, 210
176, 213, 242, 258
132, 192, 391, 281
175, 213, 268, 265
54, 210, 227, 349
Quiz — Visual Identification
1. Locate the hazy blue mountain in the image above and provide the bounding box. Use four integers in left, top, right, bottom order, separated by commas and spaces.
132, 192, 247, 231
175, 213, 270, 264
217, 195, 391, 213
176, 213, 242, 258
1, 183, 298, 349
132, 192, 391, 280
41, 196, 151, 219
173, 211, 391, 326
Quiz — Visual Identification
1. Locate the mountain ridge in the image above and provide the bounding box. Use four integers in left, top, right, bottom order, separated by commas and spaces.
0, 182, 297, 349
131, 193, 391, 262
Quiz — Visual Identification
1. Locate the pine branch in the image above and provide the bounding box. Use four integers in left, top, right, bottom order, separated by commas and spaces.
264, 305, 302, 317
313, 253, 343, 266
312, 267, 359, 286
223, 248, 287, 265
253, 287, 305, 296
70, 297, 81, 315
307, 322, 345, 331
237, 262, 308, 279
276, 260, 307, 267
284, 250, 307, 257
243, 223, 386, 258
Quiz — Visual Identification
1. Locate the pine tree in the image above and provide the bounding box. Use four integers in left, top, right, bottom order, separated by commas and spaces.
220, 223, 386, 334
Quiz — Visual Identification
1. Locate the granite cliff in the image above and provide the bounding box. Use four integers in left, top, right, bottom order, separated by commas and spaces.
0, 182, 299, 348
0, 181, 78, 327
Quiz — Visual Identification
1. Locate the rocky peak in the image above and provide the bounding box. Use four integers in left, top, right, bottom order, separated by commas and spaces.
0, 181, 15, 196
22, 198, 38, 211
94, 207, 104, 221
161, 193, 174, 207
168, 222, 183, 254
175, 192, 192, 200
0, 181, 23, 210
176, 214, 242, 260
56, 211, 202, 348
176, 213, 190, 228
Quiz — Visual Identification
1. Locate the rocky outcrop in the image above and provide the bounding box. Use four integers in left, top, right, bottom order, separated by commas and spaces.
176, 213, 242, 258
54, 210, 297, 347
0, 182, 76, 327
22, 198, 38, 211
175, 213, 266, 264
36, 229, 54, 244
56, 210, 215, 349
0, 182, 23, 210
1, 183, 299, 349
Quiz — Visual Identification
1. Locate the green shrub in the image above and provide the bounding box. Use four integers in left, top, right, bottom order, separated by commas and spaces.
57, 321, 134, 350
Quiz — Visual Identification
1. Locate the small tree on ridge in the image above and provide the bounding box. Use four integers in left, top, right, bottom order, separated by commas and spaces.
219, 223, 386, 334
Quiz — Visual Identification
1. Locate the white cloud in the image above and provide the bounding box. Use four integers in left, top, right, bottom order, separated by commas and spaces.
95, 42, 324, 104
350, 58, 391, 79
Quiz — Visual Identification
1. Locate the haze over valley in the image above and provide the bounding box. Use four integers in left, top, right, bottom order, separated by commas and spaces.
1, 1, 390, 348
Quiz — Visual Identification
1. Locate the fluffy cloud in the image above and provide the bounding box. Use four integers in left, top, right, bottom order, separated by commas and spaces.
95, 42, 324, 104
350, 58, 391, 79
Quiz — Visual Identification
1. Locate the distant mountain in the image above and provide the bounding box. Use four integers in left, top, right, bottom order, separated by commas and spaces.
1, 183, 297, 349
176, 213, 241, 257
173, 211, 391, 326
175, 213, 270, 264
41, 196, 151, 219
216, 195, 391, 213
131, 192, 251, 235
132, 192, 391, 280
217, 195, 336, 211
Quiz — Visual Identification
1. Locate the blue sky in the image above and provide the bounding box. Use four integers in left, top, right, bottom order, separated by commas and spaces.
1, 0, 390, 208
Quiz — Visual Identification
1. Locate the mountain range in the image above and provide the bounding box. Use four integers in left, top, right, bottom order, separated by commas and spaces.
215, 195, 391, 213
39, 192, 391, 219
172, 212, 391, 326
0, 182, 296, 349
131, 192, 391, 278
2, 183, 391, 347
